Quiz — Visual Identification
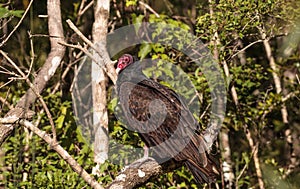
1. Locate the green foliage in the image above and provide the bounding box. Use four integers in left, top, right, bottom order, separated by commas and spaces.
125, 0, 138, 7
196, 0, 300, 188
0, 6, 23, 18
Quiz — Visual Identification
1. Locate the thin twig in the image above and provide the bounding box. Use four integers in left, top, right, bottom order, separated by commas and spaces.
0, 50, 58, 143
0, 78, 14, 89
58, 41, 99, 64
78, 1, 94, 18
19, 119, 104, 189
0, 96, 13, 110
235, 142, 258, 188
0, 50, 26, 79
139, 1, 160, 18
66, 19, 117, 84
0, 66, 21, 77
26, 31, 35, 78
244, 127, 264, 189
0, 0, 34, 47
200, 103, 211, 119
66, 19, 104, 60
231, 40, 263, 59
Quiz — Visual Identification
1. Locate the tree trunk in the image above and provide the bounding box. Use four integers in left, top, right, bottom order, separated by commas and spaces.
91, 0, 110, 166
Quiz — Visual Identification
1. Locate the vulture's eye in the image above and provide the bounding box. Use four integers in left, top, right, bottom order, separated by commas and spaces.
124, 57, 129, 63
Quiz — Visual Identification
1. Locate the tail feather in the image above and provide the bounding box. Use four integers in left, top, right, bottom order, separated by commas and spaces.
184, 154, 220, 184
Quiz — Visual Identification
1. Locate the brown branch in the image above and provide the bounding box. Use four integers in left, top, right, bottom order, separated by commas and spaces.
245, 127, 264, 189
0, 96, 13, 110
0, 117, 104, 189
77, 0, 94, 24
59, 41, 99, 63
107, 157, 162, 189
91, 0, 110, 168
231, 39, 263, 59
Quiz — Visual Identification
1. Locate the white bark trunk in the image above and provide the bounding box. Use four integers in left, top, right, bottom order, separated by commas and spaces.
91, 0, 110, 166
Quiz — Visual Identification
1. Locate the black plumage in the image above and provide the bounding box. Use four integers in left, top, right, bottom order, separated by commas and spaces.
115, 54, 219, 183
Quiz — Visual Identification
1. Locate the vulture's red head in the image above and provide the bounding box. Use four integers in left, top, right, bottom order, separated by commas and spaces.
116, 54, 134, 74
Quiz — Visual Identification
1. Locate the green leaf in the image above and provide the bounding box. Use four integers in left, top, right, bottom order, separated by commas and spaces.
11, 10, 24, 18
0, 7, 10, 18
138, 43, 152, 59
0, 7, 24, 18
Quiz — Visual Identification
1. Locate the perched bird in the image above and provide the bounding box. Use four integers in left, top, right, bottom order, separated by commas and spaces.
115, 54, 219, 184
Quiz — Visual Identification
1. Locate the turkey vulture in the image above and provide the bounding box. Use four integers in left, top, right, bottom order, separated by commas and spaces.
115, 54, 220, 183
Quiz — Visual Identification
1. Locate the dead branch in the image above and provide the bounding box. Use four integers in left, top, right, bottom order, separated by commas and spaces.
91, 0, 110, 169
107, 157, 162, 189
139, 1, 160, 18
231, 39, 263, 59
244, 127, 264, 189
66, 19, 117, 84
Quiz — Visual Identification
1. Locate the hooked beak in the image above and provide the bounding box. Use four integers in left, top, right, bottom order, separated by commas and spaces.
116, 67, 121, 74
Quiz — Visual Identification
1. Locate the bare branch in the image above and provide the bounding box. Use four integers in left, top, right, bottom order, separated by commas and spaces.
66, 19, 117, 84
19, 119, 104, 189
244, 127, 264, 189
231, 40, 263, 59
91, 0, 110, 167
77, 0, 94, 22
0, 0, 34, 47
208, 1, 235, 187
0, 96, 13, 110
107, 157, 162, 189
139, 1, 160, 18
59, 41, 100, 65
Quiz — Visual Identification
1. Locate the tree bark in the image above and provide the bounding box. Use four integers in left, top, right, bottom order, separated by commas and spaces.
107, 157, 162, 189
91, 0, 110, 165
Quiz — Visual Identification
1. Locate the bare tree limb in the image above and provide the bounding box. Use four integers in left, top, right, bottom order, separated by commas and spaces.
139, 1, 160, 18
66, 19, 117, 84
231, 39, 263, 59
245, 127, 264, 189
0, 116, 104, 189
107, 157, 162, 189
59, 41, 99, 63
